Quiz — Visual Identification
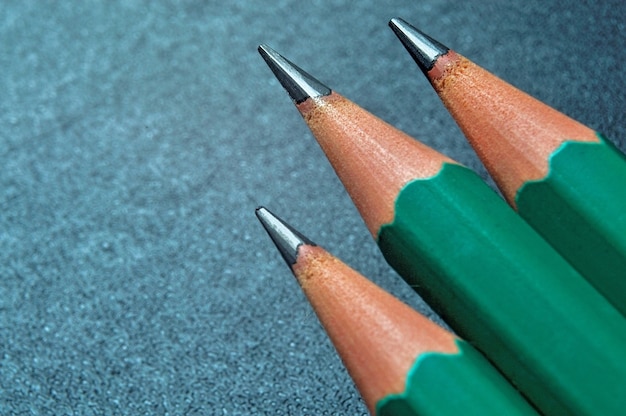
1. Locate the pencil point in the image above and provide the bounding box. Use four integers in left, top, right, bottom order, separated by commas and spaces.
258, 44, 332, 103
255, 206, 316, 266
389, 18, 449, 74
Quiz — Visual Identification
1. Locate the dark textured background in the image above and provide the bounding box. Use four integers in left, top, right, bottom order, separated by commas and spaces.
1, 1, 625, 414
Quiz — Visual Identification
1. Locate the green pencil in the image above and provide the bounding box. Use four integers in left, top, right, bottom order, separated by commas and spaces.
389, 17, 626, 317
258, 43, 626, 415
256, 207, 538, 416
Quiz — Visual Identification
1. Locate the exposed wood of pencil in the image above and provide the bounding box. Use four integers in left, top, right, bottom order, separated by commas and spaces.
427, 51, 599, 207
297, 93, 456, 236
292, 243, 458, 413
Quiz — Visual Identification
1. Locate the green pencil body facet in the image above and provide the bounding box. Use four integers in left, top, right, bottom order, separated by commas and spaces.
517, 134, 626, 316
376, 340, 537, 416
377, 163, 626, 415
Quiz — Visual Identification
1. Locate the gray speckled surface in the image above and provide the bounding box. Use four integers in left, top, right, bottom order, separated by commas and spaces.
1, 1, 625, 414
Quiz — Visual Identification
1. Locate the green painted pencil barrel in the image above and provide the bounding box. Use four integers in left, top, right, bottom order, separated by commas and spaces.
376, 340, 537, 416
517, 134, 626, 317
377, 163, 626, 416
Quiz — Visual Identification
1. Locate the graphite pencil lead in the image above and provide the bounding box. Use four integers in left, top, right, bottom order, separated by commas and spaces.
255, 206, 316, 266
258, 44, 332, 103
389, 18, 449, 74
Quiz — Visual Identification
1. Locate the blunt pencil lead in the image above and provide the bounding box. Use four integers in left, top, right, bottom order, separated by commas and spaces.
389, 18, 626, 320
259, 47, 626, 415
258, 44, 331, 103
388, 18, 449, 74
256, 207, 538, 416
255, 206, 315, 265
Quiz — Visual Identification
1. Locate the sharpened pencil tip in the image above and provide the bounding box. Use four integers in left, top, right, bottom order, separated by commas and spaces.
388, 18, 450, 74
258, 44, 331, 103
255, 206, 316, 266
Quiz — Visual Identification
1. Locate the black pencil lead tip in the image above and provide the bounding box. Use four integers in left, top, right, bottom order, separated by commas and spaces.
258, 44, 332, 104
388, 18, 450, 74
255, 206, 316, 266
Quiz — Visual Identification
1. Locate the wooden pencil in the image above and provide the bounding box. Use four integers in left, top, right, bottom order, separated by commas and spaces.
389, 17, 626, 317
257, 44, 626, 416
255, 206, 538, 416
